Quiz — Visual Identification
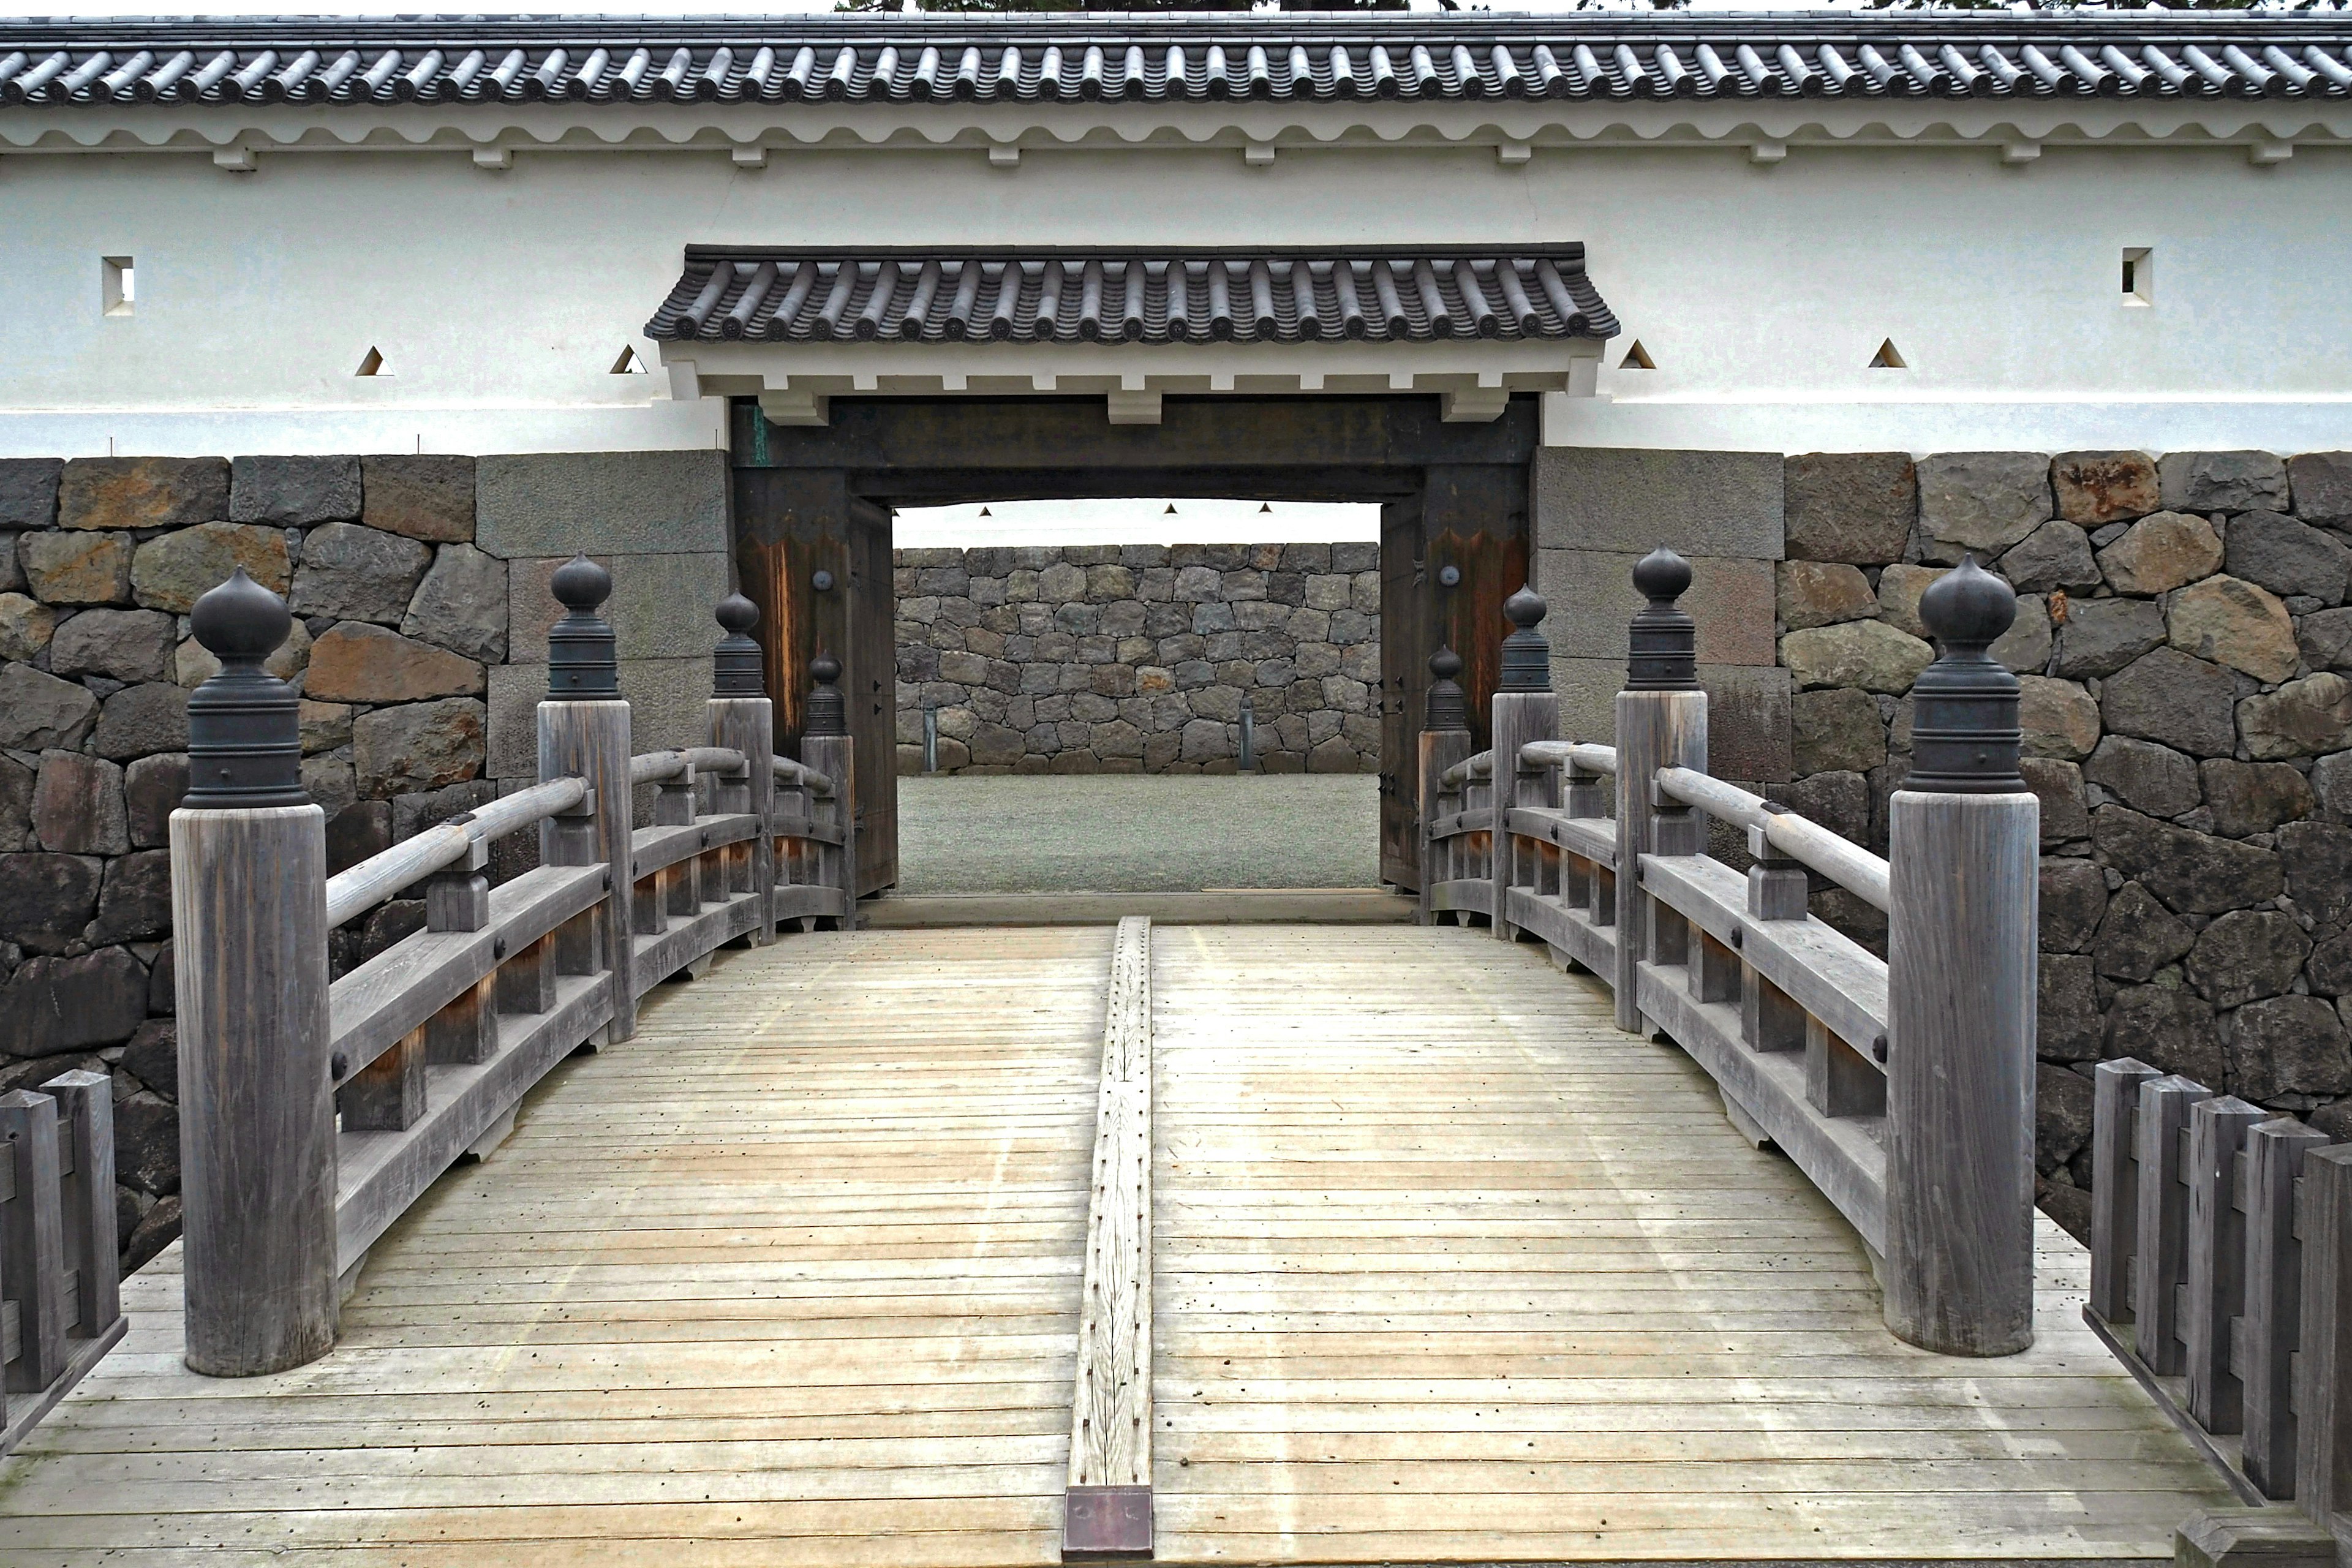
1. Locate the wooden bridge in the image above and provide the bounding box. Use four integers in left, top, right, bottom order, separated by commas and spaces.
0, 549, 2322, 1566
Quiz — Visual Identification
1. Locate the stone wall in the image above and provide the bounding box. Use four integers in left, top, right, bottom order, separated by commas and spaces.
0, 450, 727, 1270
1541, 445, 2352, 1239
894, 543, 1382, 775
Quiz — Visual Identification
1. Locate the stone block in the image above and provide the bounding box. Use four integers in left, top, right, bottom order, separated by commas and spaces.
505, 552, 726, 663
1332, 542, 1378, 572
1917, 451, 2052, 556
0, 459, 62, 529
2092, 805, 2283, 916
2105, 984, 2223, 1086
2085, 737, 2200, 818
2022, 758, 2089, 842
1996, 595, 2054, 674
2101, 648, 2237, 758
23, 529, 134, 605
229, 455, 361, 524
2282, 820, 2352, 926
2056, 598, 2168, 679
2299, 608, 2352, 674
0, 665, 99, 751
93, 682, 189, 761
0, 947, 148, 1056
306, 622, 484, 704
2201, 759, 2314, 838
1535, 447, 1784, 559
121, 1017, 176, 1099
2226, 510, 2350, 605
2020, 676, 2100, 761
2239, 673, 2352, 761
361, 454, 477, 542
1776, 562, 1875, 630
57, 456, 227, 531
47, 606, 175, 683
2037, 1061, 2095, 1172
1792, 687, 1886, 775
0, 591, 58, 661
129, 520, 291, 612
93, 848, 172, 943
176, 617, 308, 688
1875, 563, 1944, 638
291, 521, 432, 624
1999, 520, 2103, 594
1538, 549, 1775, 666
1699, 664, 1793, 783
32, 752, 127, 854
326, 799, 392, 876
486, 658, 707, 780
0, 851, 100, 954
1775, 768, 1869, 842
0, 753, 29, 853
2160, 450, 2290, 514
399, 541, 507, 663
2051, 451, 2161, 526
2040, 860, 2108, 954
2038, 954, 2102, 1061
1781, 619, 1932, 694
2229, 995, 2352, 1099
1782, 452, 1914, 564
2167, 576, 2299, 683
475, 450, 729, 559
355, 697, 487, 796
2289, 453, 2352, 527
125, 752, 189, 847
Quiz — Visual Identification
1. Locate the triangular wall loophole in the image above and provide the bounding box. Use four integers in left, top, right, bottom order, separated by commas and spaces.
1619, 339, 1656, 371
1869, 338, 1907, 369
355, 347, 390, 377
611, 345, 649, 375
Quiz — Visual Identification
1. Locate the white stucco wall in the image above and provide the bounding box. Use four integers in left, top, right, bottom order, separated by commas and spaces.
1, 116, 2345, 456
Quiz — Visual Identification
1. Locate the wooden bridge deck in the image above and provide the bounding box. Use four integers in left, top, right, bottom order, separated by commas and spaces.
0, 925, 2233, 1564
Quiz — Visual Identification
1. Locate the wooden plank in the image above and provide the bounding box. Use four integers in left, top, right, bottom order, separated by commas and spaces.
628, 893, 766, 997
1638, 853, 1887, 1055
2184, 1096, 2264, 1434
2136, 1075, 2213, 1378
628, 815, 759, 881
0, 1090, 67, 1393
1063, 916, 1152, 1561
1502, 808, 1616, 870
2090, 1059, 2162, 1324
1504, 887, 1615, 977
2294, 1145, 2352, 1524
2242, 1115, 2332, 1498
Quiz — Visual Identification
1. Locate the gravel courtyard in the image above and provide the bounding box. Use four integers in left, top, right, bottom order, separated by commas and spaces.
893, 775, 1382, 894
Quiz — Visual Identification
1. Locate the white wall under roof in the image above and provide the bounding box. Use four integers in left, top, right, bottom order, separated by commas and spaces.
896, 498, 1379, 550
0, 130, 2345, 456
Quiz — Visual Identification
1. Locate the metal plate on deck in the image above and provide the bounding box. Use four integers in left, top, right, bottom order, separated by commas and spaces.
1063, 1484, 1152, 1560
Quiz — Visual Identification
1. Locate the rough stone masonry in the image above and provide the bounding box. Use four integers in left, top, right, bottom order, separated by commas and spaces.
892, 541, 1382, 776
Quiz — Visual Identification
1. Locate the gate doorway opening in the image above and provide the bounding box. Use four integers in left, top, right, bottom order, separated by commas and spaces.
729, 394, 1537, 900
890, 494, 1382, 897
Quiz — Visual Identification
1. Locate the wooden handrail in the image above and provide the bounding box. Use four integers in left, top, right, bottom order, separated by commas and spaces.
323, 776, 589, 928
773, 755, 835, 796
1653, 766, 1892, 910
1520, 740, 1616, 775
1438, 750, 1492, 790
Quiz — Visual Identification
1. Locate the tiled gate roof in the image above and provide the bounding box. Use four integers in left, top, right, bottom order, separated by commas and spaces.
648, 247, 1617, 346
2, 14, 2347, 107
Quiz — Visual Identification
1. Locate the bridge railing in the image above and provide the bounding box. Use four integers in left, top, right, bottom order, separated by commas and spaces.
0, 1071, 126, 1453
165, 559, 858, 1380
1422, 548, 2038, 1359
2082, 1059, 2352, 1542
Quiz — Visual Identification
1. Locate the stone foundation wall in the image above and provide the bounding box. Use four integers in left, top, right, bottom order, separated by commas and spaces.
1540, 444, 2352, 1238
893, 542, 1382, 775
0, 450, 726, 1270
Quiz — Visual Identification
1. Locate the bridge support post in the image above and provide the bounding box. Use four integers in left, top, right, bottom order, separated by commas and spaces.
537, 557, 638, 1044
1417, 649, 1472, 926
1885, 557, 2039, 1357
170, 570, 338, 1376
1490, 589, 1556, 942
801, 651, 859, 931
709, 594, 777, 946
1611, 550, 1707, 1035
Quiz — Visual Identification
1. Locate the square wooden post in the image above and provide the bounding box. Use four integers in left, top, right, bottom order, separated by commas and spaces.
1611, 551, 1707, 1035
535, 557, 637, 1043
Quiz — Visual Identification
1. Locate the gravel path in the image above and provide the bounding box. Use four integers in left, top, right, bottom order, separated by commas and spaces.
893, 775, 1382, 894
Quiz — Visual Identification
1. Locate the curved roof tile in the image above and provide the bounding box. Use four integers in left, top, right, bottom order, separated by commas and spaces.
648, 247, 1618, 347
1, 15, 2347, 107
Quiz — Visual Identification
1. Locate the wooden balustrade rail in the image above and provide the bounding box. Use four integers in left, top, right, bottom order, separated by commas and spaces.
2083, 1059, 2352, 1555
1418, 552, 2040, 1359
0, 1072, 127, 1455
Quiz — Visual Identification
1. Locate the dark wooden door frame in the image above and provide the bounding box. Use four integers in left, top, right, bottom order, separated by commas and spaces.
729, 394, 1536, 895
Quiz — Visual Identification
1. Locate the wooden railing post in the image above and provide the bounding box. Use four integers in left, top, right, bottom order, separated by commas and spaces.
1417, 648, 1472, 925
801, 650, 859, 930
1612, 549, 1706, 1035
2294, 1145, 2352, 1523
709, 593, 776, 946
535, 557, 636, 1044
170, 567, 337, 1376
2244, 1115, 2332, 1497
1490, 589, 1558, 942
2090, 1058, 2161, 1325
1884, 556, 2039, 1357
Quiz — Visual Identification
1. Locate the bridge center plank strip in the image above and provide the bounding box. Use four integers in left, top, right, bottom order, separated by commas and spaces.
1063, 914, 1155, 1561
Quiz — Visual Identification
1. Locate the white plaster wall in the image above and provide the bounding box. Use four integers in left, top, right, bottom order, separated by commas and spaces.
0, 134, 2345, 455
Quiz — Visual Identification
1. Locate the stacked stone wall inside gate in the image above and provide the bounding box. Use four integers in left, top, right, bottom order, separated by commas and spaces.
893, 542, 1382, 776
0, 448, 726, 1270
1539, 443, 2352, 1240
